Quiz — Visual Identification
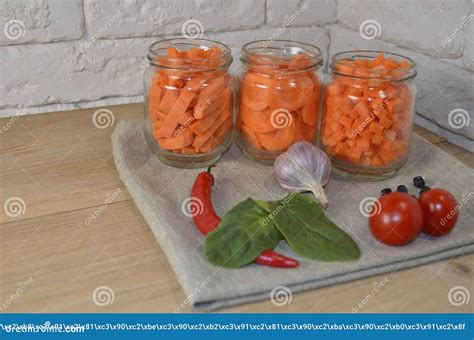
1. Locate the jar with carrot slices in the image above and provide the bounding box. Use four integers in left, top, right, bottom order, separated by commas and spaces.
236, 40, 323, 164
320, 51, 417, 179
144, 38, 233, 168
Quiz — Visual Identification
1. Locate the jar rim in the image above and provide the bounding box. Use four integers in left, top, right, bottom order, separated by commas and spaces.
240, 39, 323, 70
147, 38, 232, 70
330, 50, 417, 81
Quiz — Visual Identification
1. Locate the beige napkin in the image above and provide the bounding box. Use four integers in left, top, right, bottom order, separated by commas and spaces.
112, 120, 474, 311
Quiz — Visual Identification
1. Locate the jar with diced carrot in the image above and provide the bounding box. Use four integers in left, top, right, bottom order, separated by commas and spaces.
236, 40, 323, 164
144, 38, 233, 168
320, 51, 417, 178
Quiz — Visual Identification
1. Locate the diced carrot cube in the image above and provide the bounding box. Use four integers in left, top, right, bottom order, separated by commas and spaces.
360, 130, 373, 139
372, 134, 384, 145
369, 122, 384, 134
354, 101, 370, 118
380, 150, 396, 164
384, 58, 398, 70
356, 139, 370, 151
340, 115, 353, 127
334, 61, 355, 75
348, 148, 362, 162
379, 115, 393, 129
384, 130, 397, 141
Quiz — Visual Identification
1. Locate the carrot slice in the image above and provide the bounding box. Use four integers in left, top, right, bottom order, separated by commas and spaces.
200, 119, 232, 153
214, 119, 232, 142
192, 112, 229, 152
194, 87, 231, 119
158, 129, 193, 150
167, 47, 181, 58
186, 47, 204, 60
158, 90, 196, 138
240, 105, 276, 134
256, 119, 296, 152
170, 90, 196, 116
241, 123, 262, 149
295, 115, 316, 142
158, 90, 179, 115
188, 107, 221, 135
268, 74, 314, 112
241, 72, 271, 111
185, 77, 206, 92
301, 88, 319, 126
148, 84, 162, 114
288, 54, 312, 68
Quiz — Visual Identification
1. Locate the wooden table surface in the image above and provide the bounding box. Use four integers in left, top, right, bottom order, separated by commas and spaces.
1, 103, 472, 313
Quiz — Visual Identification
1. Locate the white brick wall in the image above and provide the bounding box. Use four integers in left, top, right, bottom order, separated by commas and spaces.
0, 0, 472, 150
0, 0, 84, 45
337, 0, 471, 58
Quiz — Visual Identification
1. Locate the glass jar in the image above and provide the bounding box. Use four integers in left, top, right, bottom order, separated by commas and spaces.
144, 38, 233, 168
235, 40, 323, 165
320, 50, 417, 179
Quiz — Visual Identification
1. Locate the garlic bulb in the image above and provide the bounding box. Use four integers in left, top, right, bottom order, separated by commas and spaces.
273, 141, 331, 207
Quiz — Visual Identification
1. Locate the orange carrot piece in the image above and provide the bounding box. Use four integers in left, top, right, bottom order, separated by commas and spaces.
241, 72, 272, 111
181, 147, 197, 155
356, 139, 370, 151
158, 129, 194, 150
186, 47, 204, 60
192, 112, 229, 151
148, 84, 162, 114
158, 90, 196, 138
372, 134, 384, 145
295, 116, 317, 142
194, 88, 231, 119
201, 119, 232, 153
169, 90, 196, 116
379, 115, 393, 129
185, 77, 206, 92
158, 90, 179, 114
301, 89, 319, 126
188, 108, 221, 135
240, 105, 276, 134
256, 119, 296, 152
268, 74, 314, 112
241, 123, 262, 149
368, 122, 384, 134
288, 54, 312, 68
167, 47, 182, 58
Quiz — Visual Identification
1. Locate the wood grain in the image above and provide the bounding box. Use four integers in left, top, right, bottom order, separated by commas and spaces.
0, 104, 472, 313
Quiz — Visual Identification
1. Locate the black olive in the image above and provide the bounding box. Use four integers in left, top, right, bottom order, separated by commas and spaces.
413, 176, 426, 189
397, 185, 408, 193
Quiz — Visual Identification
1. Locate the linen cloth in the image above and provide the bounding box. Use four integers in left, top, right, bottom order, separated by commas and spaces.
112, 120, 474, 311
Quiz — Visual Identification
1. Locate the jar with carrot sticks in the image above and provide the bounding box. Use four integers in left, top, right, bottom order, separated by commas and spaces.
144, 38, 234, 168
320, 51, 417, 179
236, 40, 323, 164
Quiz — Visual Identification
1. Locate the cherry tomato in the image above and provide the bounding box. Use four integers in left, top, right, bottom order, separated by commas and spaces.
418, 188, 459, 236
369, 192, 423, 246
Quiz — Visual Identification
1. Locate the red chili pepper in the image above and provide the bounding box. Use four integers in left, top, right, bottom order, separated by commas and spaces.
190, 165, 221, 235
191, 165, 299, 268
255, 249, 300, 268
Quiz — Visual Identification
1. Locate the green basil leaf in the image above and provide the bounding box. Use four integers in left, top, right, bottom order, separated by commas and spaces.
268, 193, 361, 261
204, 198, 282, 268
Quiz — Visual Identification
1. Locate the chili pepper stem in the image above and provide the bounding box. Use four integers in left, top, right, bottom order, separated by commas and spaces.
207, 164, 216, 174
